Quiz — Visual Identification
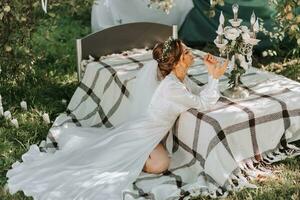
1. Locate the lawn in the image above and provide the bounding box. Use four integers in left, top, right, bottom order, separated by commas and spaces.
0, 1, 300, 200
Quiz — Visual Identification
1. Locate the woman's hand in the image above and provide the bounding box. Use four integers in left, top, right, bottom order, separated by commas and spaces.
203, 53, 228, 79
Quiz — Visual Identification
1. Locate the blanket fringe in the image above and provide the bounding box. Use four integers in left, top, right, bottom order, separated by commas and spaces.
183, 141, 300, 199
225, 142, 300, 194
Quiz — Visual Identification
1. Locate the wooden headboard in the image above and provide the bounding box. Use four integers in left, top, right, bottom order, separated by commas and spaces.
76, 22, 173, 81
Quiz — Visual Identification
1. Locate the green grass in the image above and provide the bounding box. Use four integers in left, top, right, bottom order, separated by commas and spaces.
1, 4, 300, 200
0, 70, 78, 200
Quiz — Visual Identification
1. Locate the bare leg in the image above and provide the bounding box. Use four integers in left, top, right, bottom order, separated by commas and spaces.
142, 143, 170, 174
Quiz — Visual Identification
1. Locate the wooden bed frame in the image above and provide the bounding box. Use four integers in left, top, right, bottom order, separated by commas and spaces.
76, 22, 173, 81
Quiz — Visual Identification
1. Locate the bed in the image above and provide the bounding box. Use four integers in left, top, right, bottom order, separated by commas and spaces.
42, 22, 300, 199
76, 22, 172, 81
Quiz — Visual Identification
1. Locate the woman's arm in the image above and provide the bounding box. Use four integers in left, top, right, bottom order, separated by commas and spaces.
186, 53, 228, 94
185, 76, 201, 94
198, 75, 220, 109
166, 77, 220, 111
166, 54, 227, 111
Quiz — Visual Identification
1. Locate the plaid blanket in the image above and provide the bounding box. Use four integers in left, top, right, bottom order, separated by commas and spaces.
41, 49, 300, 199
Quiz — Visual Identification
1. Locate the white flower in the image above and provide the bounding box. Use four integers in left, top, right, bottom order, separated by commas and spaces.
20, 101, 28, 111
0, 12, 4, 20
237, 54, 248, 70
5, 45, 12, 52
268, 49, 274, 56
231, 40, 236, 46
4, 5, 11, 13
224, 27, 241, 40
4, 111, 11, 120
243, 33, 260, 45
240, 25, 249, 33
10, 118, 19, 128
42, 113, 50, 124
61, 99, 67, 105
0, 106, 3, 116
21, 17, 27, 22
242, 32, 250, 40
262, 51, 268, 57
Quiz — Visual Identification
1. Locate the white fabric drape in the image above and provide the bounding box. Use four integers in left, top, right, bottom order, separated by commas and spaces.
6, 70, 220, 200
91, 0, 194, 32
128, 59, 161, 121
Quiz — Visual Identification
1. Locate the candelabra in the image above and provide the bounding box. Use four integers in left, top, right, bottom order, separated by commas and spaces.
214, 4, 260, 99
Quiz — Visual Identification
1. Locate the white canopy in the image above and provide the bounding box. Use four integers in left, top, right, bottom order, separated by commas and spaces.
91, 0, 194, 32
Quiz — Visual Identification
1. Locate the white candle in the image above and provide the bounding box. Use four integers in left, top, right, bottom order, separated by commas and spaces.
219, 11, 225, 25
253, 19, 259, 32
232, 4, 239, 21
217, 24, 223, 34
172, 25, 178, 39
217, 24, 223, 43
4, 111, 11, 120
20, 100, 28, 111
252, 19, 259, 38
0, 106, 3, 116
250, 11, 256, 25
250, 11, 256, 32
10, 118, 19, 128
43, 113, 50, 124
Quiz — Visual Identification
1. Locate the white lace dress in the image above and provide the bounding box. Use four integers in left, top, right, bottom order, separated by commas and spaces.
6, 71, 220, 200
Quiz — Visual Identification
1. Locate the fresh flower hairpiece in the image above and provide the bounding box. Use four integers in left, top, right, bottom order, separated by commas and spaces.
159, 36, 175, 62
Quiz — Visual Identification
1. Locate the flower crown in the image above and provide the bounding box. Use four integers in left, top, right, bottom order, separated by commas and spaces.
158, 36, 175, 62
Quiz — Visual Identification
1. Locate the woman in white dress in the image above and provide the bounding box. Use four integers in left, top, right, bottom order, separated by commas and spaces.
6, 38, 228, 200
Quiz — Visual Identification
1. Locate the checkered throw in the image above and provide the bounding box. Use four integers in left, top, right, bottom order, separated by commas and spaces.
40, 49, 300, 199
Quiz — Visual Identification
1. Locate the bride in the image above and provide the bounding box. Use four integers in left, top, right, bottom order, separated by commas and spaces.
6, 38, 228, 200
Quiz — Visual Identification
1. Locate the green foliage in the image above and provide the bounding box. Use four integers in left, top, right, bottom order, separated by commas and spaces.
0, 0, 92, 102
0, 0, 38, 87
261, 0, 300, 59
228, 65, 246, 88
0, 1, 92, 198
31, 16, 90, 74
